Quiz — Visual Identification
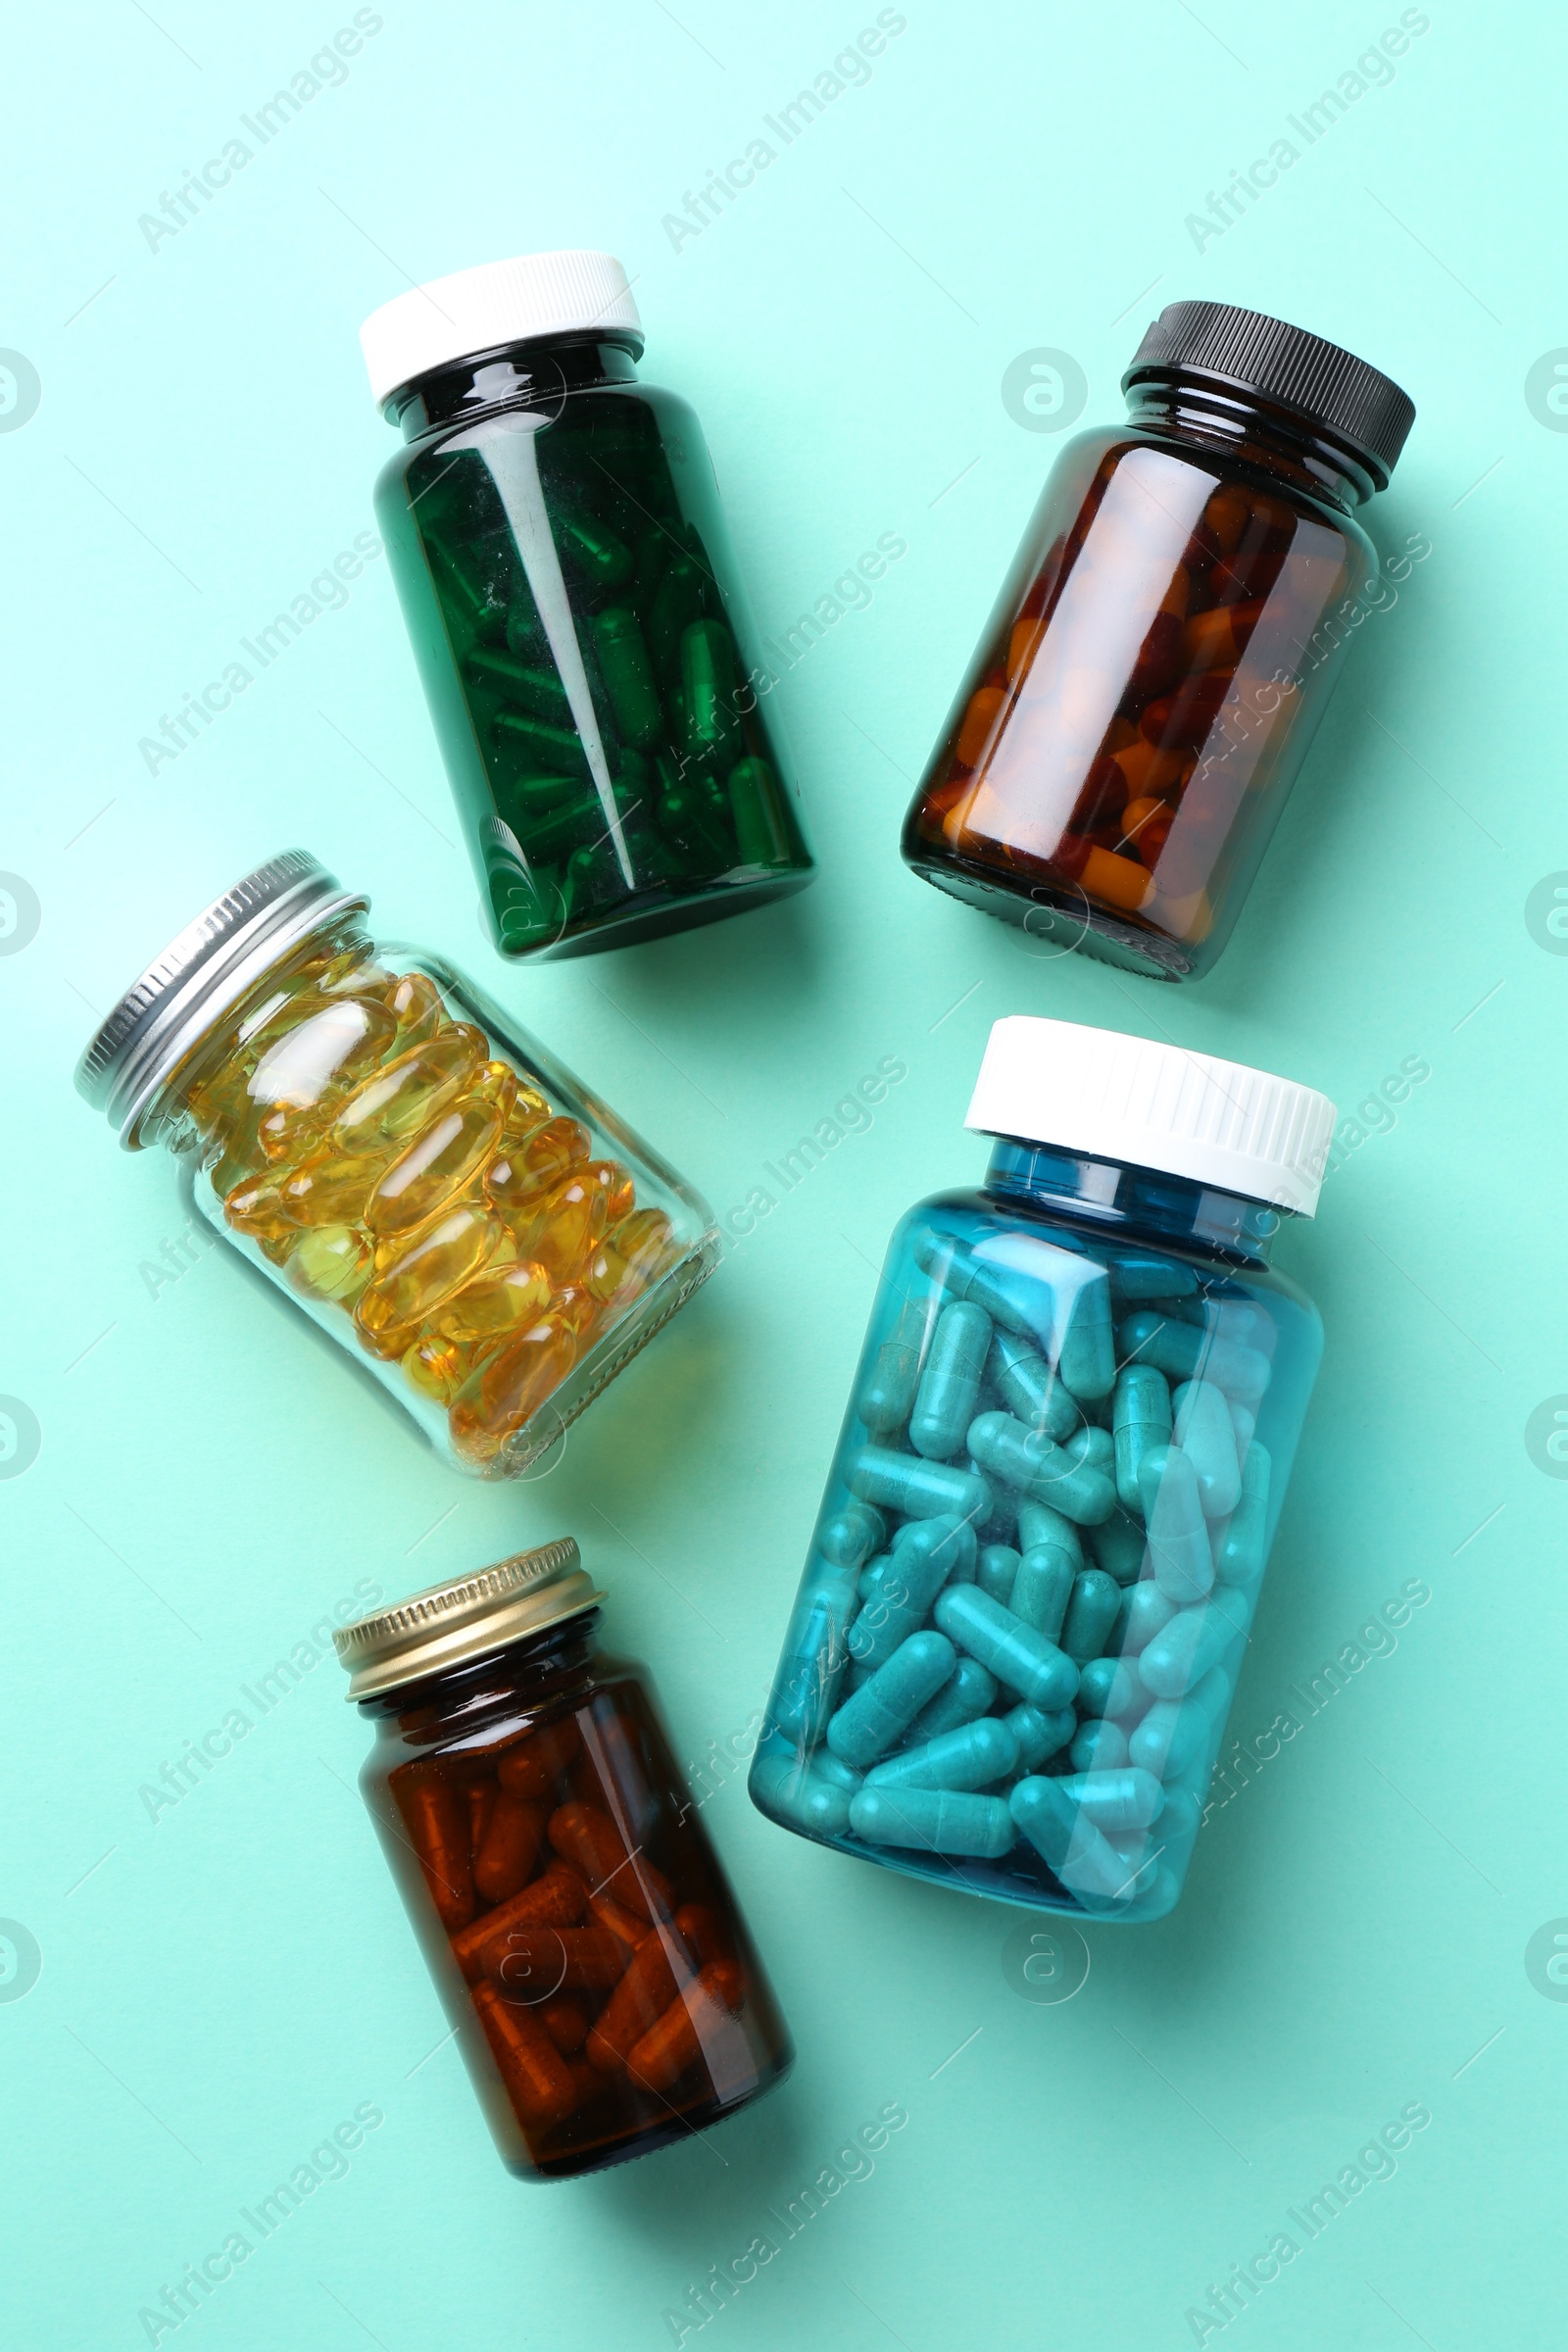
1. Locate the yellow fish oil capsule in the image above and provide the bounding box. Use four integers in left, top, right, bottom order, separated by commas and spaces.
436, 1258, 551, 1345
357, 1202, 505, 1355
365, 1097, 506, 1238
484, 1115, 591, 1212
330, 1026, 486, 1159
288, 1223, 372, 1304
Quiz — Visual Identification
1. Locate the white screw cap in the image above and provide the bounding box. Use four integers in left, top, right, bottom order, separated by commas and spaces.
360, 251, 642, 406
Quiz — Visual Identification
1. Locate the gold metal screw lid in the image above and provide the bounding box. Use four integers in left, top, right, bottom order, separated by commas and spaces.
333, 1538, 604, 1701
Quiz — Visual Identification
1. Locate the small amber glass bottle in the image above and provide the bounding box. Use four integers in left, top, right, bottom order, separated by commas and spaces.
336, 1541, 793, 2181
902, 303, 1415, 979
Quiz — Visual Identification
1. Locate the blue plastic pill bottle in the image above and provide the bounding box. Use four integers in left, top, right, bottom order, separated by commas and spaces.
749, 1016, 1335, 1922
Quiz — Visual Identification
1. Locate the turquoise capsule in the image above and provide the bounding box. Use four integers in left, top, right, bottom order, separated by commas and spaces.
1172, 1379, 1242, 1519
1139, 1445, 1214, 1602
1139, 1587, 1250, 1699
1010, 1777, 1136, 1902
768, 1576, 857, 1744
864, 1713, 1018, 1792
989, 1330, 1080, 1442
932, 1585, 1079, 1710
890, 1510, 977, 1585
967, 1412, 1116, 1526
1061, 1423, 1114, 1478
1129, 1666, 1231, 1779
1061, 1568, 1122, 1664
858, 1296, 933, 1436
1157, 1786, 1203, 1842
1215, 1440, 1271, 1590
850, 1785, 1016, 1859
905, 1656, 999, 1744
1058, 1767, 1165, 1830
559, 512, 633, 590
909, 1301, 993, 1460
850, 1516, 971, 1669
1004, 1701, 1076, 1770
1116, 1310, 1270, 1402
848, 1446, 992, 1525
729, 758, 794, 867
751, 1749, 858, 1838
1070, 1718, 1129, 1772
1107, 1251, 1198, 1302
826, 1630, 956, 1768
1010, 1543, 1075, 1642
977, 1544, 1020, 1604
820, 1502, 888, 1573
858, 1554, 892, 1604
1117, 1580, 1178, 1654
1057, 1266, 1116, 1400
1074, 1653, 1150, 1721
976, 1477, 1019, 1544
1016, 1501, 1083, 1565
1089, 1508, 1147, 1586
1114, 1363, 1172, 1513
590, 606, 663, 748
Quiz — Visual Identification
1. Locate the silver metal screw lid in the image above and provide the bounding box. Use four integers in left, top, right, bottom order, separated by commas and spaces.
74, 849, 368, 1150
333, 1539, 604, 1700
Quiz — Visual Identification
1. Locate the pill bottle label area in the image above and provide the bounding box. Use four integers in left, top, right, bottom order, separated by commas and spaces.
751, 1202, 1321, 1920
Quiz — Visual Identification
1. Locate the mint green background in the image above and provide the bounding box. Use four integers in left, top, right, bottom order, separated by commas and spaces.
3, 4, 1562, 2345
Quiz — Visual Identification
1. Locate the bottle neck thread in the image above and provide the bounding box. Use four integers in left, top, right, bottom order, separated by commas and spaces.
388, 334, 643, 437
983, 1139, 1284, 1264
1123, 379, 1376, 512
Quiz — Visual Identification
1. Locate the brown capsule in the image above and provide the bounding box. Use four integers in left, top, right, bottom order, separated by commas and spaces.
589, 1888, 649, 1955
450, 1863, 586, 1983
471, 1981, 579, 2128
492, 1926, 626, 1997
467, 1779, 498, 1862
399, 1777, 475, 1933
497, 1717, 582, 1799
539, 1993, 590, 2056
586, 1924, 697, 2073
624, 1959, 746, 2094
473, 1793, 548, 1905
548, 1801, 675, 1924
672, 1904, 729, 1972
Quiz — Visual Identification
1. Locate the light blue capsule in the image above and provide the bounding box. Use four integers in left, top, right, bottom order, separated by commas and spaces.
908, 1300, 993, 1460
826, 1630, 956, 1768
1016, 1500, 1083, 1565
1139, 1588, 1250, 1699
967, 1412, 1116, 1526
1215, 1440, 1271, 1590
751, 1748, 860, 1838
989, 1329, 1080, 1442
1057, 1767, 1164, 1830
864, 1713, 1018, 1792
819, 1501, 888, 1573
906, 1656, 999, 1743
848, 1519, 958, 1669
1070, 1718, 1129, 1772
933, 1585, 1079, 1710
1107, 1251, 1198, 1302
1116, 1310, 1270, 1403
1116, 1580, 1177, 1654
1139, 1445, 1214, 1602
977, 1544, 1021, 1604
850, 1784, 1016, 1859
1010, 1541, 1075, 1642
848, 1446, 993, 1526
1129, 1666, 1231, 1779
1114, 1363, 1172, 1513
1004, 1701, 1077, 1770
1061, 1568, 1122, 1664
768, 1576, 856, 1744
857, 1297, 932, 1435
1089, 1508, 1147, 1587
1010, 1777, 1136, 1902
1172, 1379, 1242, 1519
1074, 1653, 1150, 1721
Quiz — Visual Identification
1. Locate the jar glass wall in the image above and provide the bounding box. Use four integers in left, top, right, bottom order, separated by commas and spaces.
750, 1145, 1323, 1922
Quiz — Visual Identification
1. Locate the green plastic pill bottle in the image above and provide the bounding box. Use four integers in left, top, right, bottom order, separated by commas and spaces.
361, 250, 815, 960
751, 1015, 1335, 1923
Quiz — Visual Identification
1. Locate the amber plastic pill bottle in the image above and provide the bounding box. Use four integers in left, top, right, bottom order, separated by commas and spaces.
361, 250, 814, 961
902, 303, 1415, 979
336, 1541, 793, 2180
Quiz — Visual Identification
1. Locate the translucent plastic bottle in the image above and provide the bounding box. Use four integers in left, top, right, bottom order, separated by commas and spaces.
361, 250, 814, 960
74, 851, 718, 1476
751, 1016, 1335, 1921
337, 1541, 792, 2180
903, 303, 1415, 978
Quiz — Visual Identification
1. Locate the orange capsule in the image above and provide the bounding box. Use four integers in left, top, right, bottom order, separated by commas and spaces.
1118, 796, 1175, 861
467, 1779, 497, 1860
399, 1776, 475, 1932
484, 1115, 591, 1213
402, 1328, 471, 1401
436, 1258, 551, 1347
1182, 598, 1265, 674
471, 1981, 579, 2128
330, 1027, 485, 1160
624, 1959, 746, 2093
497, 1718, 582, 1799
1080, 845, 1155, 913
473, 1793, 548, 1905
539, 1993, 590, 2056
355, 1204, 504, 1357
365, 1096, 505, 1238
588, 1887, 649, 1955
1201, 483, 1252, 555
954, 683, 1009, 768
1110, 739, 1190, 801
451, 1309, 576, 1446
1006, 616, 1048, 688
548, 1801, 674, 1924
586, 1924, 697, 2073
450, 1864, 587, 1984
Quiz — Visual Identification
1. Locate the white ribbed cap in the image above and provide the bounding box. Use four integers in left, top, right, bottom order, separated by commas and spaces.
360, 251, 642, 406
965, 1016, 1337, 1217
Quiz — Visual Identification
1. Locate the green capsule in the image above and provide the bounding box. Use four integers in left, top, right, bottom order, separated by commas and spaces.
905, 1656, 999, 1744
826, 1630, 956, 1768
850, 1785, 1016, 1860
1215, 1441, 1271, 1590
1010, 1543, 1075, 1642
1114, 1363, 1173, 1513
858, 1297, 933, 1436
976, 1544, 1020, 1605
558, 512, 632, 589
989, 1329, 1080, 1441
1116, 1581, 1177, 1654
469, 645, 572, 722
507, 771, 582, 814
864, 1713, 1018, 1793
729, 758, 794, 867
910, 1300, 993, 1460
768, 1576, 857, 1744
932, 1586, 1078, 1711
591, 607, 663, 748
428, 542, 509, 643
1061, 1568, 1123, 1665
1061, 1423, 1114, 1478
680, 619, 742, 761
647, 557, 710, 676
493, 708, 590, 779
1058, 1266, 1116, 1400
